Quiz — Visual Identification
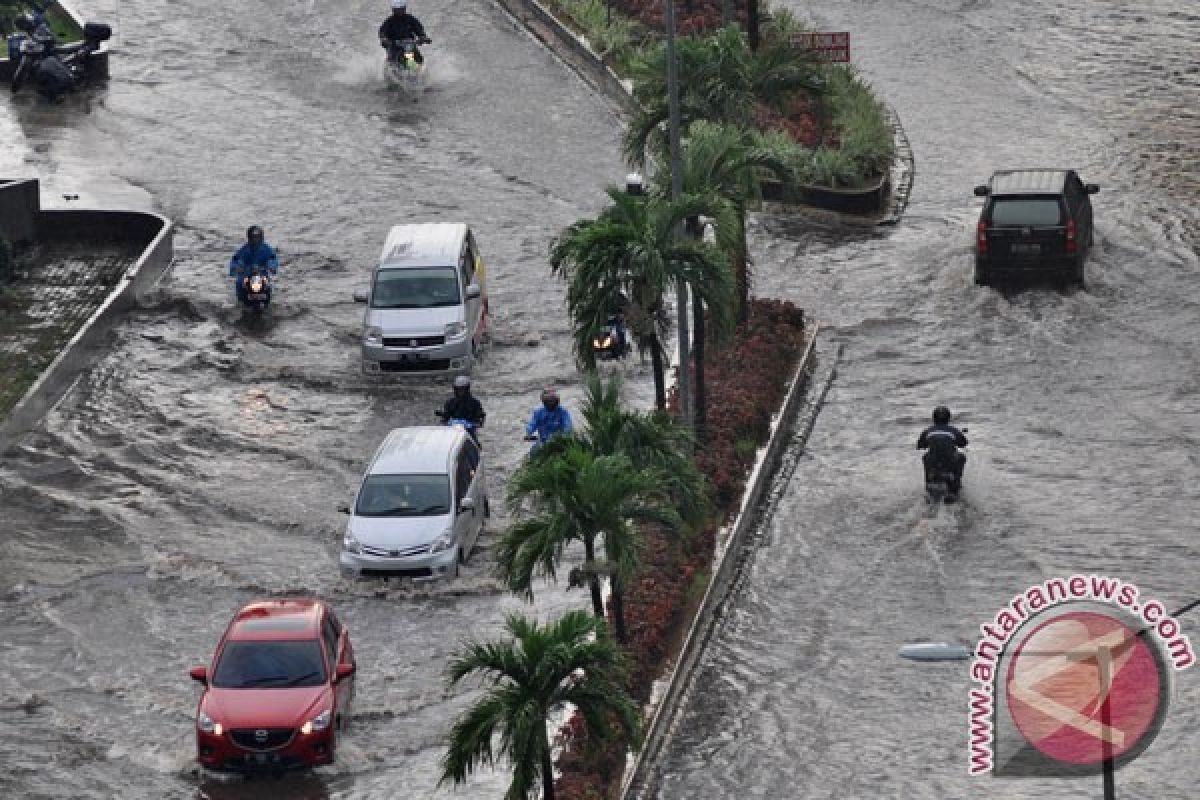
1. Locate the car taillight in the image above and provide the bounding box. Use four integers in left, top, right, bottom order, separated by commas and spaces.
1064, 217, 1077, 252
976, 221, 988, 254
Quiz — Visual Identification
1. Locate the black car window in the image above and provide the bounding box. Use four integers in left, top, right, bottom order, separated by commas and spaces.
212, 640, 327, 689
355, 474, 451, 517
322, 617, 339, 669
989, 199, 1062, 227
455, 451, 475, 503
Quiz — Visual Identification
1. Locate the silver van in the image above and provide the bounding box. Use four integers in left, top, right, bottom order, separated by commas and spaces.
354, 223, 489, 376
340, 426, 488, 580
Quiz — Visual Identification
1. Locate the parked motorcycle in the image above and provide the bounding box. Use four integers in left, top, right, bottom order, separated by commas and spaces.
383, 36, 429, 89
924, 426, 967, 505
434, 409, 480, 445
10, 21, 111, 100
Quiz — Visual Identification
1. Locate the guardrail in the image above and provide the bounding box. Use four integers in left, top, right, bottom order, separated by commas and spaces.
620, 323, 821, 799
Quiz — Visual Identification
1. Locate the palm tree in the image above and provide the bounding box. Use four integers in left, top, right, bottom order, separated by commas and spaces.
441, 611, 641, 800
660, 120, 796, 326
624, 24, 826, 168
550, 187, 734, 411
499, 438, 681, 640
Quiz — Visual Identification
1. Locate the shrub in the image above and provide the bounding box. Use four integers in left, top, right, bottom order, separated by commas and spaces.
554, 299, 806, 798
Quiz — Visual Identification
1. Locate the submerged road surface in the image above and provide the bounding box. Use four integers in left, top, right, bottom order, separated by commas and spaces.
656, 0, 1198, 798
1, 0, 649, 797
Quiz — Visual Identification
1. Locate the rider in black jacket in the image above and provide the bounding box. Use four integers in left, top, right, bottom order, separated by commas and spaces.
379, 0, 429, 63
917, 406, 968, 490
440, 376, 485, 442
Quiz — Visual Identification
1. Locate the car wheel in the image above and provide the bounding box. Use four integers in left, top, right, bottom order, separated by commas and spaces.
973, 262, 989, 287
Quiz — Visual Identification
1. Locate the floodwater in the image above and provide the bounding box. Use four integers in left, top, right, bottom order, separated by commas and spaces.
655, 0, 1199, 798
0, 0, 651, 797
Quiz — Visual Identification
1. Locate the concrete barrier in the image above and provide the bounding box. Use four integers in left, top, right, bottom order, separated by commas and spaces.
620, 323, 822, 799
0, 177, 40, 243
0, 184, 173, 451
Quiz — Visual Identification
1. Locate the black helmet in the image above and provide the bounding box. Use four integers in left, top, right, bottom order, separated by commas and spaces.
13, 14, 35, 33
246, 225, 264, 243
541, 386, 560, 409
933, 406, 951, 425
453, 375, 471, 393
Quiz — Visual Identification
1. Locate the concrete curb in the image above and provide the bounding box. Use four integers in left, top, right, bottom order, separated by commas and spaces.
489, 0, 639, 117
620, 323, 823, 799
0, 182, 174, 452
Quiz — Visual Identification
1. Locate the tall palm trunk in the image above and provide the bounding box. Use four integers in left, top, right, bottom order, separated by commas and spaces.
746, 0, 761, 51
735, 209, 750, 324
541, 727, 556, 800
649, 333, 667, 410
611, 575, 628, 642
692, 296, 707, 442
582, 536, 605, 618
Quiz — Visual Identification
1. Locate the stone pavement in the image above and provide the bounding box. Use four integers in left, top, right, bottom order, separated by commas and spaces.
0, 240, 139, 417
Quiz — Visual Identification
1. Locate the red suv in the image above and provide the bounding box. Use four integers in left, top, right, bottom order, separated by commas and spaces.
189, 599, 356, 771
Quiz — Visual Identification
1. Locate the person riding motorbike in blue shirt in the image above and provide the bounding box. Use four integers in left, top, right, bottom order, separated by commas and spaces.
524, 387, 573, 449
229, 225, 278, 307
379, 0, 430, 64
917, 405, 968, 491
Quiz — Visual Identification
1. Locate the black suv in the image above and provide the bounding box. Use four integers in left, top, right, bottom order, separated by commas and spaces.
973, 169, 1099, 287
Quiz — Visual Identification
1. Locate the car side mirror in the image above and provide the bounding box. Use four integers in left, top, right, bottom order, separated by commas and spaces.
337, 503, 351, 514
353, 291, 368, 304
335, 663, 356, 683
466, 284, 481, 299
189, 666, 208, 684
1084, 183, 1100, 194
458, 496, 476, 514
972, 185, 990, 197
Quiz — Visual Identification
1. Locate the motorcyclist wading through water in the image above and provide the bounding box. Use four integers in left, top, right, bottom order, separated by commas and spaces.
917, 406, 968, 493
438, 375, 485, 444
379, 0, 430, 64
229, 226, 279, 308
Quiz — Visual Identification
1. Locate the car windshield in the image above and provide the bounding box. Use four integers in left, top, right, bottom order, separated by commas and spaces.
371, 267, 460, 309
990, 198, 1062, 226
355, 474, 451, 517
212, 640, 327, 689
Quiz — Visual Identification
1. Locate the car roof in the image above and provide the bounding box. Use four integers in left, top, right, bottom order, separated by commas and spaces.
226, 599, 323, 641
368, 426, 466, 475
987, 169, 1072, 195
379, 223, 468, 269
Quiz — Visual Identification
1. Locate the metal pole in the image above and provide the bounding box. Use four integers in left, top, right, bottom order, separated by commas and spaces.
664, 0, 691, 426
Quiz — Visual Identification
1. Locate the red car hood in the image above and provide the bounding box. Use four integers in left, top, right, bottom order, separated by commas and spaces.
203, 686, 330, 728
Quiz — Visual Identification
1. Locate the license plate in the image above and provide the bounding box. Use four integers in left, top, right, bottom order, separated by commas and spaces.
400, 354, 425, 362
252, 753, 272, 764
1011, 243, 1041, 255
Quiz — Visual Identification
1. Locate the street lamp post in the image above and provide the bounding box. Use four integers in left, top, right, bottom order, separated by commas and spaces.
664, 0, 691, 426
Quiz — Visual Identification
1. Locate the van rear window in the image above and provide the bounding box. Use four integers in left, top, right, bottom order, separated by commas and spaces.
989, 199, 1062, 226
372, 267, 461, 309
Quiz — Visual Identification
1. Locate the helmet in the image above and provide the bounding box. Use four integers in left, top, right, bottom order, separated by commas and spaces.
541, 387, 560, 409
14, 14, 35, 33
453, 375, 471, 392
932, 406, 951, 425
391, 0, 408, 9
246, 225, 264, 243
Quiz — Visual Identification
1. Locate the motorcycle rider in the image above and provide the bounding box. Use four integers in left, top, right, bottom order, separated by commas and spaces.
379, 0, 430, 64
440, 375, 485, 443
228, 226, 279, 307
524, 387, 574, 449
917, 406, 968, 491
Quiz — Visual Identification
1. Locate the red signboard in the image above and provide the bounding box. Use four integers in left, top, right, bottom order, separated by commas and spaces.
789, 31, 850, 63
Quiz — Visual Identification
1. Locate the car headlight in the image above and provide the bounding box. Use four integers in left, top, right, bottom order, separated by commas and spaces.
343, 530, 361, 554
364, 326, 383, 345
444, 321, 467, 340
429, 528, 455, 554
301, 709, 332, 735
198, 711, 223, 736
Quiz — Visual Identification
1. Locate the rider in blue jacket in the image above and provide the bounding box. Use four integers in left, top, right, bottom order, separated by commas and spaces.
525, 387, 573, 448
229, 225, 278, 306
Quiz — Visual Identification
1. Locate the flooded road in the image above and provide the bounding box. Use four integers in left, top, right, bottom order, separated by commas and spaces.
0, 0, 649, 797
656, 0, 1199, 798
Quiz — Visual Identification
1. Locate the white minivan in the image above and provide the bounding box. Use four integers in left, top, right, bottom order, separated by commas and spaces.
340, 426, 487, 580
354, 223, 489, 376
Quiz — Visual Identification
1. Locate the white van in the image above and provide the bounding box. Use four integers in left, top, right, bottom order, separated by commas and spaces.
340, 426, 488, 580
354, 223, 489, 376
